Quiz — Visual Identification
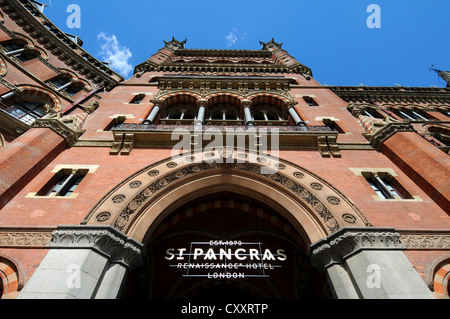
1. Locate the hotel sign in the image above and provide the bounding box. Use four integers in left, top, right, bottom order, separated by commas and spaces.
165, 240, 287, 279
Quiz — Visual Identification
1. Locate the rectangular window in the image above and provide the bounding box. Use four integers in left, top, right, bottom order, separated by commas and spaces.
322, 119, 345, 133
303, 96, 318, 106
104, 116, 126, 131
130, 94, 145, 104
363, 172, 412, 200
37, 169, 87, 197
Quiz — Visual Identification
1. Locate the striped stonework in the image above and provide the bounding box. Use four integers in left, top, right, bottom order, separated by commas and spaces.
17, 84, 62, 111
0, 55, 7, 76
432, 262, 450, 299
0, 256, 24, 299
248, 93, 291, 107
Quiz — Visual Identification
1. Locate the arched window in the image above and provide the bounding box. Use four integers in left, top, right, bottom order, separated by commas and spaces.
1, 40, 39, 63
362, 107, 385, 119
47, 75, 84, 96
252, 103, 284, 122
426, 126, 450, 147
208, 103, 240, 121
428, 259, 450, 299
165, 102, 197, 121
392, 107, 431, 121
0, 96, 45, 125
0, 90, 58, 125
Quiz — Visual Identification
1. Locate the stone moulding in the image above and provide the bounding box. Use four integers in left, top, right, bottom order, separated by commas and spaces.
0, 228, 54, 247
48, 225, 143, 269
398, 230, 450, 250
309, 227, 404, 270
370, 122, 415, 150
32, 118, 81, 146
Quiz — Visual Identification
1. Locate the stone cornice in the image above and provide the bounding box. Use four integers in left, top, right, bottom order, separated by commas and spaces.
48, 225, 143, 269
329, 86, 450, 104
310, 227, 404, 269
135, 61, 312, 76
175, 48, 273, 58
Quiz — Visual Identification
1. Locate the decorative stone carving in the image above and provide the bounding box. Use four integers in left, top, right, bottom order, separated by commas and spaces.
129, 181, 142, 189
167, 162, 177, 168
370, 122, 415, 150
327, 196, 341, 205
112, 161, 342, 233
112, 195, 126, 203
310, 228, 404, 270
293, 172, 305, 179
0, 230, 53, 247
148, 170, 160, 177
400, 232, 450, 250
342, 214, 357, 224
96, 212, 112, 222
48, 226, 143, 269
32, 117, 80, 146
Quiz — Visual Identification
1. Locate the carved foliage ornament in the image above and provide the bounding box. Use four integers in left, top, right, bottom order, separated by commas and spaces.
49, 226, 143, 269
310, 228, 404, 270
108, 160, 362, 233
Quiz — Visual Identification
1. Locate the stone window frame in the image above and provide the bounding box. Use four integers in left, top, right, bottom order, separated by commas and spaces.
349, 168, 422, 202
124, 93, 152, 105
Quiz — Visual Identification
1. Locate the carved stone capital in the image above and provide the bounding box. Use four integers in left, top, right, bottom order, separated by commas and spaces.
370, 122, 415, 150
48, 226, 143, 270
310, 227, 404, 270
32, 118, 80, 146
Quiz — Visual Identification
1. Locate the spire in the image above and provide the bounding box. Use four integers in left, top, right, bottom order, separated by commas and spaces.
163, 37, 187, 51
259, 38, 284, 52
430, 66, 450, 87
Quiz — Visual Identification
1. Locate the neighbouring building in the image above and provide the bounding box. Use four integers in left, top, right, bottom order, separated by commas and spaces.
0, 0, 449, 300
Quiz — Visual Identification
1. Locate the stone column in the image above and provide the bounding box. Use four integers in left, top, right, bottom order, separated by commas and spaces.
195, 100, 207, 128
288, 106, 306, 126
242, 101, 255, 126
143, 100, 163, 125
18, 226, 143, 299
310, 227, 434, 299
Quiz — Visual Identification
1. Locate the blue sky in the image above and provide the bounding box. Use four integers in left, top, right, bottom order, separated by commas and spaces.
40, 0, 449, 87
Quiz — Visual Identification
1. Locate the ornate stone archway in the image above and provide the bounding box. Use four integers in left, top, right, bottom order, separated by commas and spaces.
82, 148, 371, 246
18, 149, 435, 299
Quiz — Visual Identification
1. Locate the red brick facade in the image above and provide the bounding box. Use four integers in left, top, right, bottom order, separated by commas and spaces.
0, 1, 448, 300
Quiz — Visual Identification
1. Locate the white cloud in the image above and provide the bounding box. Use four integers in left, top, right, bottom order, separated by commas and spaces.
97, 32, 133, 78
225, 28, 238, 47
225, 28, 248, 48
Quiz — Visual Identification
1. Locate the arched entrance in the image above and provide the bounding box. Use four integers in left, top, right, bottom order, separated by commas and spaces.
80, 148, 371, 299
18, 149, 434, 299
121, 191, 331, 299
